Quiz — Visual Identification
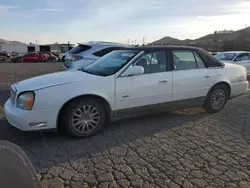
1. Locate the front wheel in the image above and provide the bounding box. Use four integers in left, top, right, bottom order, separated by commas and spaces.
203, 84, 228, 113
61, 98, 106, 138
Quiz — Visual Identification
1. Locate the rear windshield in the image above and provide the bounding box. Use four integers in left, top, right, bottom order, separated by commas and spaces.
68, 44, 91, 54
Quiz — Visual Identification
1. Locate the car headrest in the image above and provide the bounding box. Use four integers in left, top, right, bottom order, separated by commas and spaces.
137, 58, 147, 67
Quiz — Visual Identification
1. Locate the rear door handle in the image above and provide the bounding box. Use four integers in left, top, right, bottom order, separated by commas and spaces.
204, 76, 211, 79
159, 80, 168, 83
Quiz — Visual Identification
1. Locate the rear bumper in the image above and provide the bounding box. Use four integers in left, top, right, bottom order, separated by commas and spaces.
230, 81, 249, 98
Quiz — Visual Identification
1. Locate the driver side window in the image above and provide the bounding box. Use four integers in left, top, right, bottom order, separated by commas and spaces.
134, 51, 167, 74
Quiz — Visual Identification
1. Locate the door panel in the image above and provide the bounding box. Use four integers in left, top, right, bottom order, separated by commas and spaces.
173, 68, 217, 101
116, 72, 173, 110
115, 50, 173, 116
172, 50, 217, 101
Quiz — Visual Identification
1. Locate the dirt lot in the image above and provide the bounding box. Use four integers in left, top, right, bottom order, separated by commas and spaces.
1, 63, 250, 188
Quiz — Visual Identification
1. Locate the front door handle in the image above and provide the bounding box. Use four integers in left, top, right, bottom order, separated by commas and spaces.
159, 80, 168, 83
204, 76, 211, 79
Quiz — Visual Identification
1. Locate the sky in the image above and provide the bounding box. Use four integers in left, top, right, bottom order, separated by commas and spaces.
0, 0, 250, 45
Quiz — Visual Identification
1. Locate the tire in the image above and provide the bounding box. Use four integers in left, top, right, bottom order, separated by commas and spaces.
61, 98, 106, 138
62, 56, 65, 62
203, 84, 228, 113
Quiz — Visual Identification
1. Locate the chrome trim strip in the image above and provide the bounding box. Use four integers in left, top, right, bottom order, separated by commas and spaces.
34, 81, 79, 91
29, 122, 47, 128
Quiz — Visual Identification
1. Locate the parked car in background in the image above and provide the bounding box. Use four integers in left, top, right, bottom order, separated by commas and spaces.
0, 51, 10, 61
10, 52, 27, 63
63, 41, 130, 70
47, 52, 58, 61
215, 51, 250, 75
58, 53, 67, 62
40, 52, 57, 61
4, 46, 248, 138
0, 55, 6, 61
21, 52, 48, 63
209, 52, 221, 56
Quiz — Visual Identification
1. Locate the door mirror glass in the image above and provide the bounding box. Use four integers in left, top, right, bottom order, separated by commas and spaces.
122, 65, 144, 77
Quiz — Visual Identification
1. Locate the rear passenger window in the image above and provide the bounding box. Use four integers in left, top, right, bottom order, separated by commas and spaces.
172, 50, 206, 70
193, 51, 206, 68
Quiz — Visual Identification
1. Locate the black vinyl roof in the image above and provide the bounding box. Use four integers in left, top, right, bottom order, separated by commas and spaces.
122, 45, 225, 68
123, 45, 202, 52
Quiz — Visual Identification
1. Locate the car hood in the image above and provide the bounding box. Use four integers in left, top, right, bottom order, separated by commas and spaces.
13, 70, 97, 92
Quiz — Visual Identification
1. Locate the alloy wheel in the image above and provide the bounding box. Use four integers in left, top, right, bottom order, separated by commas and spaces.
71, 105, 101, 134
211, 88, 226, 110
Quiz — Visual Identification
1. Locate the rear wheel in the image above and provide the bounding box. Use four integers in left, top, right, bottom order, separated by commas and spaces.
61, 98, 106, 138
203, 84, 228, 113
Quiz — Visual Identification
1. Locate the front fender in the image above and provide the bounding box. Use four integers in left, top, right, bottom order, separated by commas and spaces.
32, 81, 115, 111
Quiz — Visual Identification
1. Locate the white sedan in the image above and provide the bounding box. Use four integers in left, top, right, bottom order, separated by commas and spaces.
4, 46, 249, 138
215, 51, 250, 75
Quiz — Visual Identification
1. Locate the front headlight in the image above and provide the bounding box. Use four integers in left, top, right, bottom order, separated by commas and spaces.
17, 92, 35, 110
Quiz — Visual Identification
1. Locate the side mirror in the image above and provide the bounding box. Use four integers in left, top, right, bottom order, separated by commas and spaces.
122, 65, 144, 77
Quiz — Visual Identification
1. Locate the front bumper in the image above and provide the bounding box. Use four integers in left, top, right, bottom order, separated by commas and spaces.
4, 99, 59, 131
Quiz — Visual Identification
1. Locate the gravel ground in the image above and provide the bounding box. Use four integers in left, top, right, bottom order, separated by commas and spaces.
1, 63, 250, 188
0, 62, 63, 89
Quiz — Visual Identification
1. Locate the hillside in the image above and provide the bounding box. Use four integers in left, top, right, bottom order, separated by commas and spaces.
151, 26, 250, 51
0, 39, 26, 45
151, 36, 183, 45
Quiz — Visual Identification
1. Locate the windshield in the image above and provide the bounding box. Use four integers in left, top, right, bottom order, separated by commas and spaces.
82, 50, 140, 76
215, 53, 237, 61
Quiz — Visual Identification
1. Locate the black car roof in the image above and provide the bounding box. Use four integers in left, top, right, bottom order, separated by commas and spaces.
123, 45, 202, 52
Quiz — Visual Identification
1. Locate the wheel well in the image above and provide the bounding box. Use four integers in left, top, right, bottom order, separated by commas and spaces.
210, 82, 231, 98
57, 94, 112, 130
